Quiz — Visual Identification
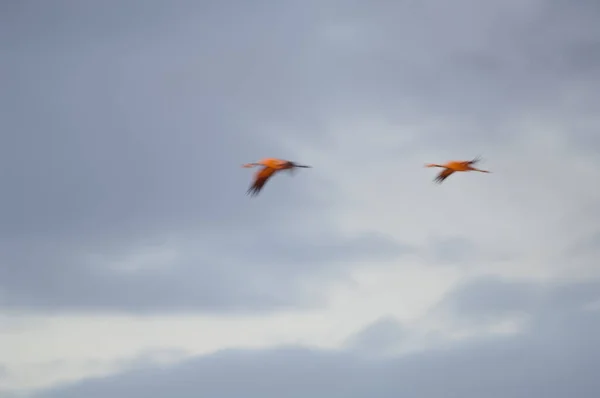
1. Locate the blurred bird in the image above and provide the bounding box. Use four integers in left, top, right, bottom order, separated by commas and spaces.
242, 158, 312, 196
425, 156, 491, 183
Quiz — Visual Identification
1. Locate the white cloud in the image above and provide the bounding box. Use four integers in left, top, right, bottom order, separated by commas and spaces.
0, 257, 460, 392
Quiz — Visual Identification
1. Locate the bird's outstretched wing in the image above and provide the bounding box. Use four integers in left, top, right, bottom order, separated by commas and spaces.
434, 168, 454, 183
247, 166, 277, 196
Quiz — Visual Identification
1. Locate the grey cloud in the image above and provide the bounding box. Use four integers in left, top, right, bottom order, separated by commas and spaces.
1, 0, 336, 243
321, 0, 600, 152
427, 236, 478, 265
33, 278, 600, 398
437, 277, 540, 321
564, 231, 600, 258
1, 0, 599, 316
0, 230, 408, 314
345, 316, 405, 355
435, 276, 600, 327
0, 0, 413, 314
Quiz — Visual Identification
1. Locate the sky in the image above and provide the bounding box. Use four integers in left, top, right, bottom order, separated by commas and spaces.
1, 0, 600, 396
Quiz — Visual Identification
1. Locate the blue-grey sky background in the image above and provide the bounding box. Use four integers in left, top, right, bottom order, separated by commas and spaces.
1, 0, 600, 396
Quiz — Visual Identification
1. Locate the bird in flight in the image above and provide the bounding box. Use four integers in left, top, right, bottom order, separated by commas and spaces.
242, 158, 312, 196
425, 156, 491, 183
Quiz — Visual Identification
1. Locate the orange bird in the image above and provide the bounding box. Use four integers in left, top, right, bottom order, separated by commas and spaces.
425, 156, 491, 183
242, 158, 312, 196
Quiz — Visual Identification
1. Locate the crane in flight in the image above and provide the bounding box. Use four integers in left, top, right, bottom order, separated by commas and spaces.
425, 156, 491, 184
242, 158, 312, 196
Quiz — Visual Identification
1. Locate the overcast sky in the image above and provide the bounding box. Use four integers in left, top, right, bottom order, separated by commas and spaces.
1, 0, 600, 397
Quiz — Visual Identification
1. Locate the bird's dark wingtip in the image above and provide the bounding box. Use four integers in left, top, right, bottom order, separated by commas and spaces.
433, 174, 447, 184
246, 187, 259, 197
471, 155, 483, 164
